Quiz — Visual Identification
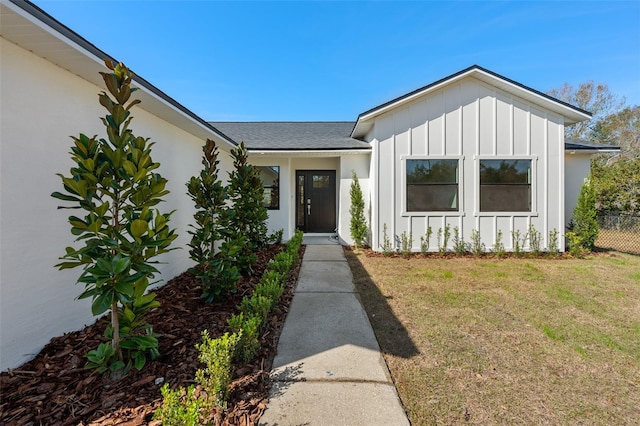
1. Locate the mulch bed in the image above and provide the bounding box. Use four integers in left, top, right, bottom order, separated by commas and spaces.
0, 244, 304, 426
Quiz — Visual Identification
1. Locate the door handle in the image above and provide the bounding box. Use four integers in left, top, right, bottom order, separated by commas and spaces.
307, 204, 311, 215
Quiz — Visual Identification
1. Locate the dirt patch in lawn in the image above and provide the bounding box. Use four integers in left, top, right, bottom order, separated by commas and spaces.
0, 244, 303, 426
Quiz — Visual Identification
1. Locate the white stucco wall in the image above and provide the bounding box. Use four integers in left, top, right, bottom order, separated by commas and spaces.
0, 38, 231, 370
368, 76, 566, 252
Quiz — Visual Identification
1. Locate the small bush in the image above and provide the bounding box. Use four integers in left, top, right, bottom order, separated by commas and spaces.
268, 229, 284, 245
438, 225, 451, 255
400, 231, 413, 259
154, 384, 207, 426
271, 251, 295, 273
470, 229, 484, 255
195, 331, 240, 408
548, 229, 560, 256
452, 226, 466, 255
512, 230, 527, 257
528, 224, 542, 255
228, 313, 261, 363
254, 279, 285, 305
240, 295, 272, 324
570, 178, 599, 251
420, 227, 433, 256
566, 231, 587, 258
381, 223, 393, 256
493, 230, 506, 257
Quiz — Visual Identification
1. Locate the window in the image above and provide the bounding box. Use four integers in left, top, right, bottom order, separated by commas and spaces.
479, 159, 531, 212
406, 159, 459, 211
257, 166, 279, 209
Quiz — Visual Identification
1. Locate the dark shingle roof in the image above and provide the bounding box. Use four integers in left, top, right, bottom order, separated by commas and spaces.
565, 138, 621, 151
209, 122, 371, 150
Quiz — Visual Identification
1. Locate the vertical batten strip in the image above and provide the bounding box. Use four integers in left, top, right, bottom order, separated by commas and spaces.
543, 115, 549, 245
510, 102, 514, 156
493, 93, 497, 156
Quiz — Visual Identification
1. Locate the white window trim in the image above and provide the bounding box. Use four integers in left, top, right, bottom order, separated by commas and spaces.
474, 155, 538, 217
401, 155, 465, 217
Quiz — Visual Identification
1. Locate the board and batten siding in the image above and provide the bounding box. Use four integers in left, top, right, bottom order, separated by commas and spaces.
368, 76, 565, 252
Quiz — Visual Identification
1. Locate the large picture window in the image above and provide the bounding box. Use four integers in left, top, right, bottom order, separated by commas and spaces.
479, 159, 531, 212
257, 166, 279, 210
406, 159, 459, 211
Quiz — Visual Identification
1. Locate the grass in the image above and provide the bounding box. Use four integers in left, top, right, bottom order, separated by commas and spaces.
346, 249, 640, 425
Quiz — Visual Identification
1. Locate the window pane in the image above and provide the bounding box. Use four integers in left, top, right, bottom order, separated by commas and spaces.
407, 184, 458, 211
407, 159, 458, 184
312, 175, 330, 188
257, 166, 279, 209
406, 159, 459, 211
480, 184, 531, 212
480, 160, 531, 212
480, 160, 530, 184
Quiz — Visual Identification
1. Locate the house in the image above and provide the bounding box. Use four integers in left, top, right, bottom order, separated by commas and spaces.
214, 70, 618, 252
0, 0, 618, 371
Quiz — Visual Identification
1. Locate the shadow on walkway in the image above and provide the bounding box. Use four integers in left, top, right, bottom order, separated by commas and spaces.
343, 247, 420, 359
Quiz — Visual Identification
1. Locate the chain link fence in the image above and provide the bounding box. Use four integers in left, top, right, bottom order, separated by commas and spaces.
596, 212, 640, 255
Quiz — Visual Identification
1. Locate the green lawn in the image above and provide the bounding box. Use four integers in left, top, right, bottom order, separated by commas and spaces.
345, 250, 640, 425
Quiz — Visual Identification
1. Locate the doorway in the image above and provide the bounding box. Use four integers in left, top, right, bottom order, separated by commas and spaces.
295, 170, 336, 233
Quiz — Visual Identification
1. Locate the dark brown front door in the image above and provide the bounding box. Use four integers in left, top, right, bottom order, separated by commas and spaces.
296, 170, 336, 233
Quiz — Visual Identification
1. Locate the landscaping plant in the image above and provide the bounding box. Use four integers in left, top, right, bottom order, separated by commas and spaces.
187, 139, 241, 302
400, 231, 413, 258
420, 226, 433, 256
381, 223, 394, 256
52, 61, 177, 375
227, 142, 269, 273
470, 229, 484, 255
570, 178, 599, 251
349, 171, 368, 248
453, 226, 466, 255
492, 230, 506, 257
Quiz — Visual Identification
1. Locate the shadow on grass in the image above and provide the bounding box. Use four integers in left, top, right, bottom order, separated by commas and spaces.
343, 247, 420, 359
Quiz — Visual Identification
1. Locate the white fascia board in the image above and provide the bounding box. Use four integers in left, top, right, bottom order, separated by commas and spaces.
248, 149, 371, 157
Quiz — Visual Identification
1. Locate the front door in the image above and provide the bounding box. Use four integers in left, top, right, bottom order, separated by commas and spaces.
295, 170, 336, 233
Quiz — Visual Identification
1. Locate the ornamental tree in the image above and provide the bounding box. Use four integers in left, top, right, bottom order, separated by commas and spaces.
187, 139, 241, 302
52, 61, 177, 375
349, 171, 368, 248
226, 142, 268, 273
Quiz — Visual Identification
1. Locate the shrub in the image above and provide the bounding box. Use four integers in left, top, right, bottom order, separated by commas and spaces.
512, 230, 527, 257
420, 226, 433, 256
52, 61, 176, 375
453, 226, 466, 255
268, 229, 284, 245
195, 331, 240, 408
438, 225, 451, 255
470, 229, 484, 255
528, 224, 542, 255
493, 230, 506, 257
400, 231, 413, 259
240, 295, 272, 324
349, 171, 368, 248
381, 223, 393, 256
154, 384, 207, 426
570, 178, 599, 251
228, 313, 261, 363
254, 278, 285, 304
566, 231, 587, 258
548, 229, 560, 256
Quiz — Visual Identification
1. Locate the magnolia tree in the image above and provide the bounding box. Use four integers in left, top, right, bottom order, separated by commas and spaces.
52, 61, 177, 375
187, 139, 241, 302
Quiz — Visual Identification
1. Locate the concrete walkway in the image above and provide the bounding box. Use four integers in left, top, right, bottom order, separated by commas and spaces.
259, 244, 410, 426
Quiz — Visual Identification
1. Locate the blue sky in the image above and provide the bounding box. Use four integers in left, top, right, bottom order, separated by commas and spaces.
35, 0, 640, 121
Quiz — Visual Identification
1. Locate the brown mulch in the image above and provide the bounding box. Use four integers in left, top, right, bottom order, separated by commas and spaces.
0, 244, 304, 426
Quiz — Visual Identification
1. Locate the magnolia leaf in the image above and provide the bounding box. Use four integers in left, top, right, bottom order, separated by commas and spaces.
131, 219, 148, 238
91, 291, 113, 316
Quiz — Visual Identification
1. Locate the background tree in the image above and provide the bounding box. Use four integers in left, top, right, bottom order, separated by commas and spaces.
592, 105, 640, 159
349, 171, 368, 248
52, 61, 177, 375
547, 81, 625, 140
